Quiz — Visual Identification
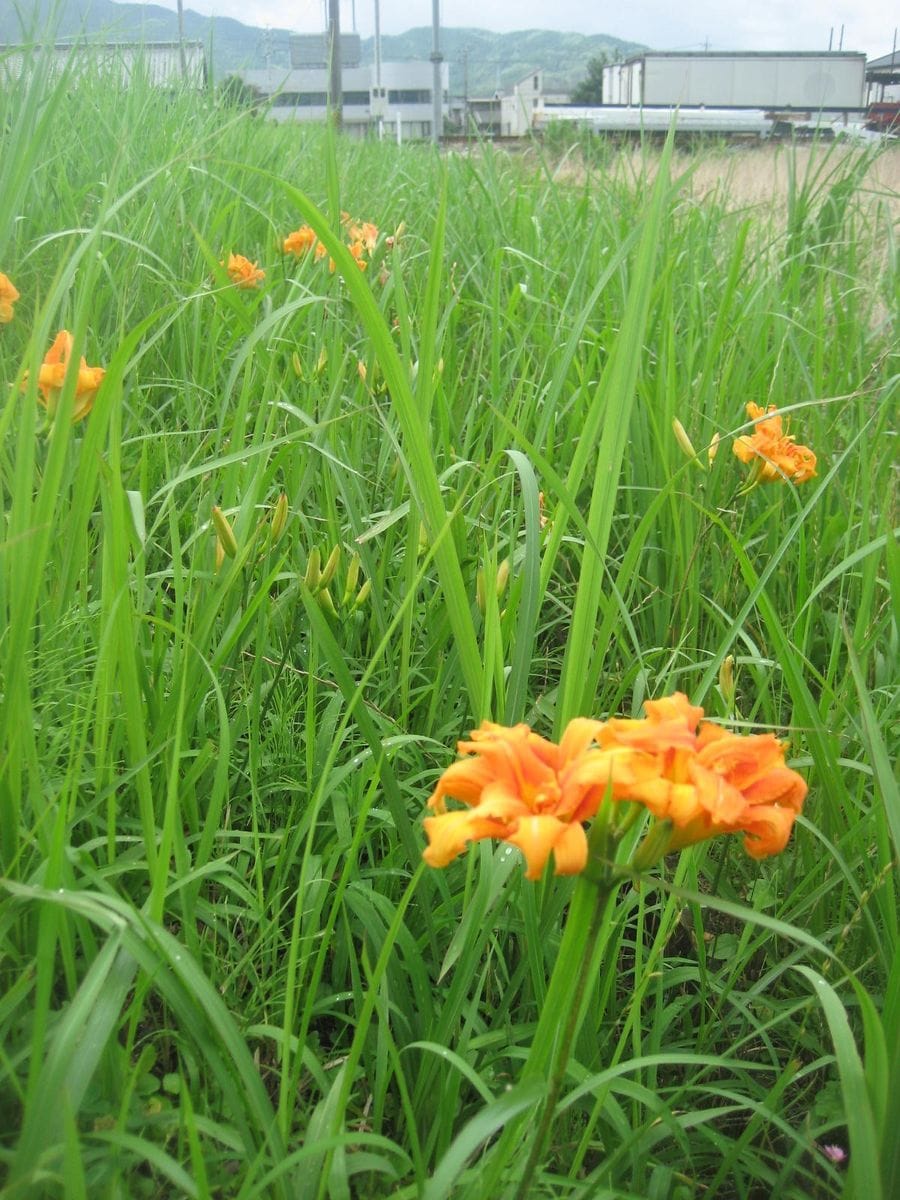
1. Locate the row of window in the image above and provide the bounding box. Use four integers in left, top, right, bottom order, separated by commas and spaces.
272, 89, 432, 108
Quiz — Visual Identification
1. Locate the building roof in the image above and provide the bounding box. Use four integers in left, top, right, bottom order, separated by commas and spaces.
622, 49, 866, 64
867, 50, 900, 69
866, 51, 900, 82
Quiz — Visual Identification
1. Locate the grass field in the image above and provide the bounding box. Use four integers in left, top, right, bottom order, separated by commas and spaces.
0, 52, 898, 1200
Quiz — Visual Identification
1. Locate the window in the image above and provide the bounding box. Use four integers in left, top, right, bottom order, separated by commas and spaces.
534, 75, 539, 89
388, 89, 431, 104
342, 91, 369, 106
273, 92, 331, 107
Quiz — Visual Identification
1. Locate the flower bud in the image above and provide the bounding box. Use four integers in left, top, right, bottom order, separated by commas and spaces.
270, 492, 289, 543
351, 578, 371, 610
672, 417, 698, 462
211, 506, 238, 559
303, 547, 321, 590
291, 351, 303, 378
719, 654, 735, 708
342, 553, 361, 607
317, 586, 338, 618
708, 431, 720, 465
319, 544, 341, 590
495, 558, 510, 598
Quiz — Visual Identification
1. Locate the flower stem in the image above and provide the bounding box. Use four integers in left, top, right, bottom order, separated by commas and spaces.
510, 874, 619, 1200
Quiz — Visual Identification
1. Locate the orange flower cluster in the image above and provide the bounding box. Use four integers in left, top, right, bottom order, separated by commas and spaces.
283, 218, 378, 273
283, 225, 317, 256
0, 272, 19, 323
222, 253, 265, 289
732, 403, 817, 484
423, 693, 808, 880
22, 330, 105, 423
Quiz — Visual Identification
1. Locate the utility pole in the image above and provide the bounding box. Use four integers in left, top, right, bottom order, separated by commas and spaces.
463, 45, 469, 139
374, 0, 383, 139
328, 0, 342, 131
430, 0, 443, 145
176, 0, 187, 79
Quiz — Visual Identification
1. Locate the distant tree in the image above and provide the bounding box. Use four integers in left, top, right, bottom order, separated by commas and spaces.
219, 75, 263, 109
571, 55, 607, 106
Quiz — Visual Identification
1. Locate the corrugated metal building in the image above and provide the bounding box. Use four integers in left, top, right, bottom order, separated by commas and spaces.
0, 41, 207, 88
602, 51, 866, 111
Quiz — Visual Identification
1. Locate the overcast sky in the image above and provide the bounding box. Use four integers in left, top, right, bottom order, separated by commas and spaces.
144, 1, 896, 58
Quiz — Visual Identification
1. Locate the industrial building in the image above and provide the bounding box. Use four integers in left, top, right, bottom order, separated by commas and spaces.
467, 70, 545, 137
0, 40, 207, 88
239, 33, 449, 140
601, 51, 866, 112
866, 49, 900, 101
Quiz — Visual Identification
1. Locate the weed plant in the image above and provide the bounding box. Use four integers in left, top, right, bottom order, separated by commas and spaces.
0, 46, 897, 1200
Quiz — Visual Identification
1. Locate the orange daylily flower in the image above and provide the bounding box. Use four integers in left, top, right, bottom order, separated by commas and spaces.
313, 240, 336, 273
347, 221, 378, 251
283, 226, 317, 255
1, 272, 20, 323
592, 693, 808, 860
423, 693, 809, 878
23, 330, 105, 422
348, 240, 368, 271
423, 720, 652, 880
732, 403, 817, 484
223, 253, 264, 289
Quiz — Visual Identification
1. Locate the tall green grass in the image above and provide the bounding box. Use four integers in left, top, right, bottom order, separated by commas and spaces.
0, 45, 897, 1199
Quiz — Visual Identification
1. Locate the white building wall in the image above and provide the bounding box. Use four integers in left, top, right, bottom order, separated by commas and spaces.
0, 41, 206, 87
636, 53, 866, 108
241, 59, 449, 139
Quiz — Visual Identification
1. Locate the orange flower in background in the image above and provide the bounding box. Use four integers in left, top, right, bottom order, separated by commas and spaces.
423, 693, 808, 878
347, 221, 378, 251
423, 720, 653, 880
348, 240, 368, 271
223, 253, 264, 289
313, 240, 336, 273
283, 226, 317, 256
0, 272, 20, 323
23, 330, 105, 422
732, 402, 817, 484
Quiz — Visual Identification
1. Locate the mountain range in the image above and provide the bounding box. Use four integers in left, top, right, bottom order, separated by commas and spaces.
0, 1, 644, 96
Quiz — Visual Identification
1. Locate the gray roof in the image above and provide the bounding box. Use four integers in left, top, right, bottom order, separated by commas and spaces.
867, 50, 900, 69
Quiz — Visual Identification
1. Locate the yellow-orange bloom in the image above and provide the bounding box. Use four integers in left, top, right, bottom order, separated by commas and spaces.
423, 694, 809, 878
0, 272, 20, 323
23, 330, 105, 422
283, 226, 317, 256
423, 720, 652, 880
593, 693, 808, 859
732, 403, 817, 484
347, 221, 378, 251
223, 253, 264, 289
348, 240, 368, 271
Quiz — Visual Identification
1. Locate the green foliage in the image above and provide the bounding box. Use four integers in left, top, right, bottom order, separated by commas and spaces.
571, 54, 607, 106
0, 51, 897, 1200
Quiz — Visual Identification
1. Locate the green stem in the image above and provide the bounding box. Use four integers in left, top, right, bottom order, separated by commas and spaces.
510, 874, 619, 1200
